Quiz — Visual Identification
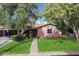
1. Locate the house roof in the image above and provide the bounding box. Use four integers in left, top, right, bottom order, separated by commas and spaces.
0, 25, 10, 30
32, 24, 56, 29
0, 26, 5, 29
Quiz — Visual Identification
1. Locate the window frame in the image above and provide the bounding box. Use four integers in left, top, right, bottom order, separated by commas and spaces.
47, 29, 52, 34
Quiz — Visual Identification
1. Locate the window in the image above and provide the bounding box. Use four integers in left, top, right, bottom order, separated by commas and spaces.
47, 29, 52, 33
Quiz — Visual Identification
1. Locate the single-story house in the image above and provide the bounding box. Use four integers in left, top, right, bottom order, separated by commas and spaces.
0, 24, 63, 38
30, 24, 63, 38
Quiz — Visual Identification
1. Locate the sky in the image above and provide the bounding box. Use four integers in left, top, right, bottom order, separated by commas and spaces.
36, 3, 47, 24
37, 3, 45, 14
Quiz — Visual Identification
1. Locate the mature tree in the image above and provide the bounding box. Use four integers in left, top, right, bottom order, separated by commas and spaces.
0, 5, 6, 26
14, 4, 38, 35
45, 4, 69, 34
45, 3, 79, 43
0, 4, 18, 28
0, 3, 38, 39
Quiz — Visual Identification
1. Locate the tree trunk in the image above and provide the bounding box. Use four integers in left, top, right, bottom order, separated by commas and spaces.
72, 26, 79, 43
77, 29, 79, 43
12, 29, 25, 39
20, 29, 25, 35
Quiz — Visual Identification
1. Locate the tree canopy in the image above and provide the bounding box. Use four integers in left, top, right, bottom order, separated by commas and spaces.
0, 3, 38, 37
45, 3, 79, 43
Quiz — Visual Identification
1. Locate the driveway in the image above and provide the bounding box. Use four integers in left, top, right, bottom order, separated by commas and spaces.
0, 37, 12, 47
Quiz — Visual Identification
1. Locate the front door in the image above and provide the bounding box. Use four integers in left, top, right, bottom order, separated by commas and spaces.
31, 29, 37, 37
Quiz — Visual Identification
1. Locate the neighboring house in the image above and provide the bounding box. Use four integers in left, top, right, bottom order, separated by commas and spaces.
0, 26, 17, 36
0, 26, 7, 36
30, 24, 63, 38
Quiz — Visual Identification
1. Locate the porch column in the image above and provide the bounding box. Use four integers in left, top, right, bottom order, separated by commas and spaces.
3, 30, 5, 36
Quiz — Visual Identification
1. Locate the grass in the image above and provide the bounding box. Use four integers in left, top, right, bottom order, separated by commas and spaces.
38, 37, 79, 52
0, 38, 32, 54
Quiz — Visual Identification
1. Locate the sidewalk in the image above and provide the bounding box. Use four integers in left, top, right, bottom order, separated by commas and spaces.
1, 53, 29, 56
39, 51, 79, 56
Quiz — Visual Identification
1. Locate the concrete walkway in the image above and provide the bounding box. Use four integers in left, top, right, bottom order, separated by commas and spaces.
29, 38, 38, 56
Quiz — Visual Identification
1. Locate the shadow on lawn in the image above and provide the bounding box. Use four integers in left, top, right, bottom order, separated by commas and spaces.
13, 35, 26, 41
0, 39, 30, 55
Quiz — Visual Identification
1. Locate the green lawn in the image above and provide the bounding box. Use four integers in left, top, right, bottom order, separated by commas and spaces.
0, 38, 32, 54
38, 37, 79, 52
